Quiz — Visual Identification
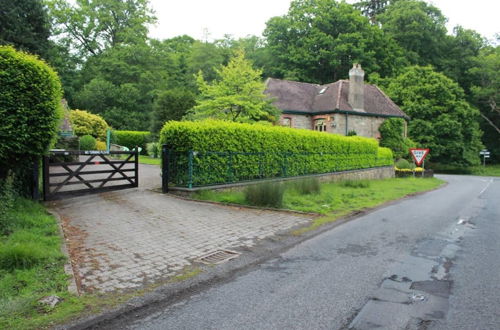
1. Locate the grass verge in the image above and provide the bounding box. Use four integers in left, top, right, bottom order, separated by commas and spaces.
138, 155, 160, 166
193, 177, 445, 232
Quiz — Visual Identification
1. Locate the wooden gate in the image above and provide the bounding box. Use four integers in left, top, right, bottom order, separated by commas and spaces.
43, 150, 138, 200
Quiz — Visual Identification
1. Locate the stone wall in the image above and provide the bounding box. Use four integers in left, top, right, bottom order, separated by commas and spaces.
281, 114, 312, 130
171, 166, 395, 193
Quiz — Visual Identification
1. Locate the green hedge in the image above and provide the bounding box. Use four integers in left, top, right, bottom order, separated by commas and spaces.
0, 46, 62, 179
113, 130, 150, 154
160, 120, 393, 187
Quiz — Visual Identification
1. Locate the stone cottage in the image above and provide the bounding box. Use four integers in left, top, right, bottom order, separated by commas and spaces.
264, 64, 409, 139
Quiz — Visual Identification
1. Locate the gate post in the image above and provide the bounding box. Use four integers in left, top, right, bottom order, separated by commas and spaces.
162, 144, 169, 193
134, 147, 139, 187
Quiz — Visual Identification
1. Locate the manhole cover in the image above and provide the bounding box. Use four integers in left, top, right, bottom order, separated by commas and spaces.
196, 250, 240, 265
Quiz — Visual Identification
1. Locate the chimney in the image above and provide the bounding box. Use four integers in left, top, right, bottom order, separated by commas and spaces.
348, 63, 365, 111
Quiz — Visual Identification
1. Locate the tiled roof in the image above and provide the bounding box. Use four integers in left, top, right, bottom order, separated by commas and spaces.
265, 78, 409, 118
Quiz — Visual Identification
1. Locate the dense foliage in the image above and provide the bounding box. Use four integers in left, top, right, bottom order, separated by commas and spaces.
113, 130, 151, 153
385, 66, 483, 166
151, 89, 196, 135
0, 46, 62, 178
379, 118, 416, 160
160, 120, 393, 186
79, 134, 96, 151
69, 109, 109, 140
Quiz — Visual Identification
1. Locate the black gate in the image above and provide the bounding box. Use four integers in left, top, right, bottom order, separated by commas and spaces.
43, 150, 138, 200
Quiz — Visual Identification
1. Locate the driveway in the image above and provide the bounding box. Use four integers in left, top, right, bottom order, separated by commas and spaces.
49, 164, 313, 293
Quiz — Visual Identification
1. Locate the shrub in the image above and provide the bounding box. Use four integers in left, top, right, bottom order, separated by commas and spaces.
290, 177, 321, 195
160, 120, 394, 186
0, 177, 15, 234
0, 46, 62, 178
79, 135, 96, 150
69, 109, 109, 140
244, 182, 284, 208
395, 158, 415, 170
95, 140, 107, 151
147, 142, 160, 158
113, 130, 150, 154
340, 180, 370, 188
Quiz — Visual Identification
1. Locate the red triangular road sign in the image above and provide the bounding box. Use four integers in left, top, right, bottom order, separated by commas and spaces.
410, 148, 430, 166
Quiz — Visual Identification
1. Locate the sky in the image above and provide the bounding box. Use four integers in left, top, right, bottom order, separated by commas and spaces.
148, 0, 499, 43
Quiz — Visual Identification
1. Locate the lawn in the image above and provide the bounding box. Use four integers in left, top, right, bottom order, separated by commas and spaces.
194, 177, 445, 232
138, 155, 160, 165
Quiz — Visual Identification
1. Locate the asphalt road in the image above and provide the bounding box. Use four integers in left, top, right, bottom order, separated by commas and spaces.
104, 175, 499, 330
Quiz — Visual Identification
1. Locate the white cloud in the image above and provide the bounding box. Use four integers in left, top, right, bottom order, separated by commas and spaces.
148, 0, 499, 41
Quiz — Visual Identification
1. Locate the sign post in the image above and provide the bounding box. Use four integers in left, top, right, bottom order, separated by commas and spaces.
479, 149, 490, 166
409, 148, 430, 168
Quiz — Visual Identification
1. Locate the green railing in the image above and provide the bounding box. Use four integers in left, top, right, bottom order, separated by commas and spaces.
162, 148, 393, 189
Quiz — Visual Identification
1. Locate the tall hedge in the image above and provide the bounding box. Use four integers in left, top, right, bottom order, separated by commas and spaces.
160, 120, 393, 186
113, 130, 151, 154
0, 46, 62, 179
69, 109, 109, 140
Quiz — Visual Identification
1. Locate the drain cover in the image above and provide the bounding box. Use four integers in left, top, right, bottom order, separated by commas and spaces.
196, 250, 240, 265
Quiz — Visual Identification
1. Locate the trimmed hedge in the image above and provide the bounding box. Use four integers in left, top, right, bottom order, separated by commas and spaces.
160, 120, 393, 186
113, 130, 150, 154
0, 46, 62, 178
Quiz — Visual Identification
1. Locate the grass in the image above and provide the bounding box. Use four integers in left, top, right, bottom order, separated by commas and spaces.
138, 155, 161, 165
193, 177, 445, 232
468, 164, 500, 176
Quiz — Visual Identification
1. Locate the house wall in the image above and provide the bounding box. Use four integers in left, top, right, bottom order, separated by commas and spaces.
281, 113, 388, 139
330, 113, 385, 139
280, 114, 312, 130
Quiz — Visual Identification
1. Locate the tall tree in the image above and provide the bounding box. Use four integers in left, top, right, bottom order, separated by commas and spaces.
150, 89, 196, 135
469, 46, 500, 162
263, 0, 407, 84
0, 0, 51, 57
378, 0, 448, 67
385, 66, 483, 166
354, 0, 391, 23
187, 50, 279, 123
46, 0, 156, 58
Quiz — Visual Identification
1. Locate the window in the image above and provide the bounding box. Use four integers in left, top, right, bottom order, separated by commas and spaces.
314, 119, 327, 132
282, 117, 292, 127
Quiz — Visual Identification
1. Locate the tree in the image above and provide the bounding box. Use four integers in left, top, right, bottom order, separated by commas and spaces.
187, 50, 279, 123
0, 0, 51, 57
385, 66, 483, 166
378, 0, 448, 68
150, 89, 196, 134
46, 0, 156, 58
379, 118, 416, 160
469, 46, 500, 162
263, 0, 407, 84
354, 0, 391, 23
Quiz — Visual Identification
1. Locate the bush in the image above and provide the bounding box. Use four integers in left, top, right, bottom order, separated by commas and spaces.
395, 158, 415, 170
147, 142, 160, 158
160, 120, 394, 186
113, 130, 150, 154
69, 109, 109, 140
0, 46, 62, 178
244, 182, 284, 208
95, 140, 107, 151
0, 178, 15, 234
79, 135, 96, 150
290, 177, 321, 195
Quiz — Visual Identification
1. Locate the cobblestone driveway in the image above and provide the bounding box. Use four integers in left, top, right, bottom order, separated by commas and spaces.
50, 165, 313, 293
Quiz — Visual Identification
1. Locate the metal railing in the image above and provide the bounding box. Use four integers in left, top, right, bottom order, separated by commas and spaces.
162, 146, 393, 190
